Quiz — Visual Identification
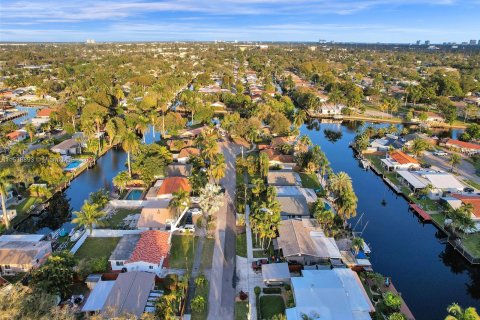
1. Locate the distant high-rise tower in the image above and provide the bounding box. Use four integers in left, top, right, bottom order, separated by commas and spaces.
425, 40, 430, 45
470, 40, 477, 45
85, 39, 95, 44
416, 40, 421, 45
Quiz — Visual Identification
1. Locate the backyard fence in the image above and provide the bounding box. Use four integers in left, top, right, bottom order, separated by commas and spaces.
109, 200, 146, 207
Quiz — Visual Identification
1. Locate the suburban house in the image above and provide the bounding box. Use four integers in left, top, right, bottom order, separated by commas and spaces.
109, 231, 170, 274
51, 138, 82, 155
6, 129, 27, 143
31, 108, 54, 126
396, 170, 464, 199
0, 235, 52, 275
413, 111, 445, 123
166, 164, 193, 177
369, 137, 403, 152
267, 170, 301, 186
82, 271, 156, 318
270, 136, 296, 148
179, 126, 207, 139
381, 150, 420, 171
260, 148, 295, 168
210, 101, 226, 109
286, 269, 374, 320
136, 200, 179, 230
317, 103, 346, 115
447, 194, 480, 221
276, 219, 342, 265
158, 177, 191, 199
262, 262, 291, 286
176, 147, 200, 164
275, 186, 318, 203
276, 196, 310, 219
443, 139, 480, 155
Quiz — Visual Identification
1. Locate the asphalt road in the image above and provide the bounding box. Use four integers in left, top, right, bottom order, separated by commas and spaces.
207, 141, 241, 320
422, 150, 480, 186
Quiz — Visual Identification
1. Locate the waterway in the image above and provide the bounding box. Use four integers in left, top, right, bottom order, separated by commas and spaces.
301, 120, 480, 320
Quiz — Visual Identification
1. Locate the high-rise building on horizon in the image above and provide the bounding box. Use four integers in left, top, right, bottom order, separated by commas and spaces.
425, 40, 430, 45
416, 40, 421, 45
470, 40, 477, 45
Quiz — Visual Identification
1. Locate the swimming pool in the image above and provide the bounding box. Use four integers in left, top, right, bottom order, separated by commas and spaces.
64, 160, 84, 171
124, 189, 144, 200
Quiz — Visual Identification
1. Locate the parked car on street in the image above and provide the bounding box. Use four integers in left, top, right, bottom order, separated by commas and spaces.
433, 150, 448, 156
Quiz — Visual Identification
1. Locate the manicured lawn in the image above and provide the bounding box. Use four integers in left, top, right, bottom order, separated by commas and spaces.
169, 235, 196, 270
465, 179, 480, 190
74, 237, 120, 260
235, 301, 249, 320
191, 279, 210, 320
200, 238, 215, 271
236, 232, 247, 257
299, 172, 322, 190
259, 295, 285, 320
463, 234, 480, 258
104, 208, 140, 228
10, 197, 41, 225
430, 213, 446, 226
3, 273, 26, 284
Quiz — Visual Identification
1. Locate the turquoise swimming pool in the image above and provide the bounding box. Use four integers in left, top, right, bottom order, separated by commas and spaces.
64, 160, 84, 171
124, 189, 143, 200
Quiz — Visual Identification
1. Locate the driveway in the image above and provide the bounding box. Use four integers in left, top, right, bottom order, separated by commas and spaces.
207, 141, 241, 320
422, 151, 480, 186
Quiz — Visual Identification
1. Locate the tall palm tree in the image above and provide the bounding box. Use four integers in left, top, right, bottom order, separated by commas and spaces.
450, 153, 462, 173
169, 190, 191, 219
351, 237, 365, 256
445, 303, 480, 320
113, 171, 131, 193
122, 132, 140, 177
0, 170, 12, 229
210, 154, 226, 184
24, 123, 36, 143
136, 116, 150, 143
259, 152, 270, 178
411, 138, 429, 158
72, 201, 105, 235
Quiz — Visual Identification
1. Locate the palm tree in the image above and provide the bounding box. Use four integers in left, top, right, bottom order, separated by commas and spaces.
169, 190, 191, 219
135, 116, 150, 143
293, 110, 307, 128
445, 303, 480, 320
450, 153, 462, 173
210, 154, 226, 184
411, 138, 429, 158
313, 203, 334, 233
329, 172, 352, 196
25, 123, 36, 143
351, 237, 365, 256
113, 171, 131, 193
72, 201, 105, 235
0, 170, 12, 229
122, 132, 140, 177
259, 152, 270, 178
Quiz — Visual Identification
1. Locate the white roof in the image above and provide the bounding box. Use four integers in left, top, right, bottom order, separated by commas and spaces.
396, 170, 428, 189
287, 269, 373, 320
262, 263, 291, 282
0, 234, 45, 242
422, 173, 464, 190
82, 280, 115, 312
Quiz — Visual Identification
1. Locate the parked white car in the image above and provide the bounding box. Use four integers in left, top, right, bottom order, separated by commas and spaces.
189, 208, 203, 215
433, 151, 448, 156
178, 224, 195, 233
191, 197, 200, 204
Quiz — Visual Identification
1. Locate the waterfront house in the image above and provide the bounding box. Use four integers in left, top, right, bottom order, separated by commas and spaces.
179, 126, 207, 139
448, 194, 480, 221
276, 219, 342, 265
136, 200, 178, 230
443, 139, 480, 155
0, 237, 52, 275
369, 137, 403, 152
381, 150, 420, 171
276, 196, 310, 219
413, 111, 445, 123
396, 170, 464, 199
83, 271, 156, 318
156, 177, 191, 199
51, 138, 82, 155
166, 164, 193, 177
176, 147, 200, 164
275, 186, 318, 203
286, 269, 374, 320
109, 231, 170, 274
317, 103, 346, 115
270, 136, 296, 148
267, 170, 301, 186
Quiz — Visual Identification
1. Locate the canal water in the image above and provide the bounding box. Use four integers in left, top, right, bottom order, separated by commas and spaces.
12, 105, 40, 125
301, 120, 480, 320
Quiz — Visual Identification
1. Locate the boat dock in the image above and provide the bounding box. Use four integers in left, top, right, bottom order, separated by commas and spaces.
0, 111, 27, 123
409, 203, 432, 222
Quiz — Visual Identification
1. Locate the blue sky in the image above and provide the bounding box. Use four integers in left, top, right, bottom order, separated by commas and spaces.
0, 0, 478, 43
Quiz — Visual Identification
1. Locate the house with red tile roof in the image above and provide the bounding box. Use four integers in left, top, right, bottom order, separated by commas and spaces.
381, 150, 420, 171
177, 147, 200, 164
37, 108, 54, 118
110, 230, 171, 274
450, 194, 480, 220
156, 177, 191, 199
6, 130, 27, 143
260, 148, 295, 168
444, 139, 480, 155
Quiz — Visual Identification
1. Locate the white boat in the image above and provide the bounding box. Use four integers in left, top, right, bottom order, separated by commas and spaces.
360, 159, 370, 170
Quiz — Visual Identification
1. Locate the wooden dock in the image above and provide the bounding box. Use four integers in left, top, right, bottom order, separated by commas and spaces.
409, 203, 432, 222
0, 111, 27, 123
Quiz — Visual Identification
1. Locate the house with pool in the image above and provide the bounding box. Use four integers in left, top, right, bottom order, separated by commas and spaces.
51, 138, 82, 156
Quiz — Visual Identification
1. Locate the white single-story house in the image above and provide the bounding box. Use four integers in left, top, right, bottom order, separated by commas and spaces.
381, 150, 420, 171
51, 138, 82, 155
0, 237, 52, 275
396, 170, 464, 199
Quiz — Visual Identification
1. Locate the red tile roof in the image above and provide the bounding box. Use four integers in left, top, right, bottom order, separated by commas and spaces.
127, 231, 170, 265
178, 147, 200, 158
6, 130, 25, 140
389, 150, 419, 165
37, 108, 54, 117
451, 194, 480, 218
446, 139, 480, 150
260, 148, 295, 163
157, 177, 191, 196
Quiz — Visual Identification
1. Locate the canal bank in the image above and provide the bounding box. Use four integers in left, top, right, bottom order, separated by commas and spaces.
301, 121, 480, 320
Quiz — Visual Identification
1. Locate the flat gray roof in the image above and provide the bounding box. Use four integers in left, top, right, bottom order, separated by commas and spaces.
109, 234, 141, 261
262, 262, 290, 281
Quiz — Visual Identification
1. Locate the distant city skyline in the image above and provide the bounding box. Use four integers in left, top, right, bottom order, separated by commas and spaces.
0, 0, 479, 43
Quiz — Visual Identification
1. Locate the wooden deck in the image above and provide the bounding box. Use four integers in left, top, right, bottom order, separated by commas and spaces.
409, 203, 432, 222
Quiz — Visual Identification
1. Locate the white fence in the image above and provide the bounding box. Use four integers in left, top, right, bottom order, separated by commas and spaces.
69, 229, 143, 254
109, 200, 146, 208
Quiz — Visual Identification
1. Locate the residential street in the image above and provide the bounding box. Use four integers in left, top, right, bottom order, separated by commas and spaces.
422, 151, 480, 186
207, 141, 241, 320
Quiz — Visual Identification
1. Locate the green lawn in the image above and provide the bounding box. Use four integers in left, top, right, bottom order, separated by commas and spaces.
74, 237, 120, 260
200, 238, 215, 271
235, 301, 249, 320
191, 279, 210, 320
104, 208, 140, 228
236, 232, 247, 257
259, 295, 285, 320
465, 179, 480, 190
463, 234, 480, 258
430, 213, 446, 226
169, 235, 196, 270
299, 172, 322, 190
10, 197, 41, 225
